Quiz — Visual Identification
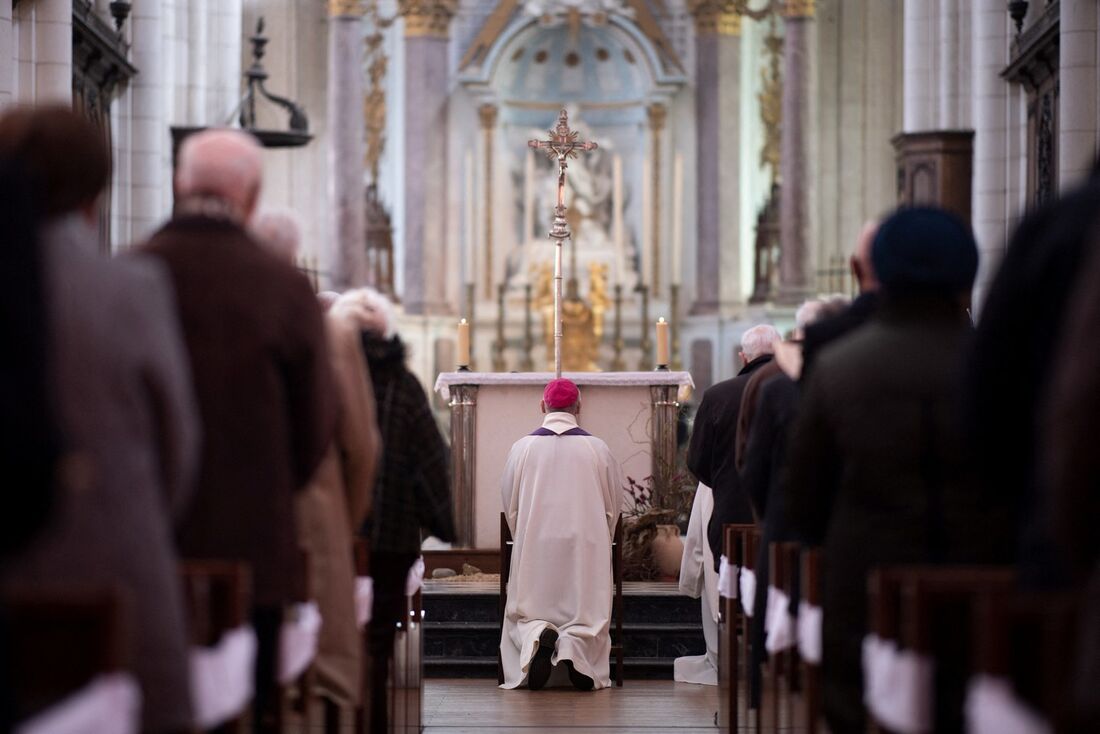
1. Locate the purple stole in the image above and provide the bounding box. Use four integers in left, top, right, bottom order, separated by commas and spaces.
529, 426, 591, 437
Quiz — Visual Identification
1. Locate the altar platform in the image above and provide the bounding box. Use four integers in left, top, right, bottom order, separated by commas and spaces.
421, 578, 705, 680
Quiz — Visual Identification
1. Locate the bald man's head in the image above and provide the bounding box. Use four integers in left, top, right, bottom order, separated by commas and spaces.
851, 220, 880, 292
175, 129, 263, 223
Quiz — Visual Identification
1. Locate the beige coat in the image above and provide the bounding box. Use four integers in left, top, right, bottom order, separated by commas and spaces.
297, 308, 380, 705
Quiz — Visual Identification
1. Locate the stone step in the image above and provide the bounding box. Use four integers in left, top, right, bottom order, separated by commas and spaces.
423, 591, 702, 624
424, 656, 686, 681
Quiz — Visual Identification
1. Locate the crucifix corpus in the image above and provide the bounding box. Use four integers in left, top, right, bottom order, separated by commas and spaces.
528, 108, 599, 378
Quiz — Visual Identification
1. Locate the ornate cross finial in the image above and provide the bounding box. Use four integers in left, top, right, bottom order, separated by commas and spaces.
527, 108, 599, 377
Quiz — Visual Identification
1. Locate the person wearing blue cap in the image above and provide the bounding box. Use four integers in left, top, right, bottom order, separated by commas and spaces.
785, 207, 1016, 733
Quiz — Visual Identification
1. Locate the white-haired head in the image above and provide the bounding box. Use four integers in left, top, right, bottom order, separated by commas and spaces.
252, 209, 301, 264
740, 324, 781, 363
334, 287, 396, 339
175, 129, 264, 224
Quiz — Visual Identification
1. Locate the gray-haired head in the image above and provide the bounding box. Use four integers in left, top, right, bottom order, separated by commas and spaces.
740, 324, 781, 363
334, 287, 397, 339
175, 129, 264, 224
252, 209, 301, 265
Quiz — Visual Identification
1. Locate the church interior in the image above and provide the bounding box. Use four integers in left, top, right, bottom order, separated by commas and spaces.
2, 0, 1100, 732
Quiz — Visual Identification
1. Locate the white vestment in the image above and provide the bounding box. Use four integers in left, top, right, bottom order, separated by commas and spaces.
673, 482, 720, 685
499, 411, 623, 690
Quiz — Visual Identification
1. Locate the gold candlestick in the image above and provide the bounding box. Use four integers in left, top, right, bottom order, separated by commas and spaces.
637, 283, 651, 370
670, 283, 682, 371
521, 282, 534, 371
492, 283, 506, 372
611, 284, 625, 371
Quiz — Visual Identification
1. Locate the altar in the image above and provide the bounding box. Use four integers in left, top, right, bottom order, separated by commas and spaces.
434, 371, 694, 548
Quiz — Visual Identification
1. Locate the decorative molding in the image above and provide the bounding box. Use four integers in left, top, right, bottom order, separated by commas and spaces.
782, 0, 814, 18
399, 0, 457, 38
688, 1, 741, 36
329, 0, 364, 17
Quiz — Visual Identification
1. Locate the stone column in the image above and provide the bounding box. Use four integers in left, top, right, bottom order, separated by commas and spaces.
688, 2, 739, 314
903, 0, 934, 132
401, 0, 455, 314
24, 0, 72, 104
130, 0, 167, 238
1059, 0, 1099, 188
479, 103, 497, 300
970, 0, 1010, 307
646, 102, 666, 295
0, 3, 13, 108
777, 0, 815, 303
328, 0, 368, 290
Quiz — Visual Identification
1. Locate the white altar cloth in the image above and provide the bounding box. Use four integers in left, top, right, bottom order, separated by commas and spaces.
434, 371, 694, 401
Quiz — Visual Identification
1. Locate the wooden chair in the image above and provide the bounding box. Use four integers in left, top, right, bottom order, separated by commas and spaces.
499, 512, 624, 687
799, 547, 823, 734
4, 587, 128, 723
180, 559, 252, 734
717, 523, 755, 734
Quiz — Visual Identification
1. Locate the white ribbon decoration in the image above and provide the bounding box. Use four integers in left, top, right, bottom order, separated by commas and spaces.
965, 674, 1053, 734
15, 673, 140, 734
764, 586, 795, 653
717, 555, 739, 599
862, 634, 934, 734
190, 625, 258, 729
405, 557, 426, 597
797, 602, 823, 664
739, 568, 757, 617
356, 576, 374, 629
278, 601, 322, 684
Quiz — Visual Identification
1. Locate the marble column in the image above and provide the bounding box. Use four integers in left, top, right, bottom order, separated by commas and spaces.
401, 0, 455, 314
1059, 0, 1099, 188
903, 0, 935, 132
777, 0, 815, 303
647, 102, 666, 295
328, 0, 368, 290
970, 0, 1010, 308
688, 2, 739, 315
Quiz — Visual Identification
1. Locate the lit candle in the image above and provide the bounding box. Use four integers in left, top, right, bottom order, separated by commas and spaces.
672, 152, 683, 285
457, 318, 470, 368
641, 155, 652, 285
613, 154, 624, 285
656, 317, 670, 366
464, 152, 475, 285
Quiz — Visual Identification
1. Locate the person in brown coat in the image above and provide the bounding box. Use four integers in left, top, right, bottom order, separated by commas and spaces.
141, 130, 338, 731
253, 210, 381, 708
0, 107, 200, 732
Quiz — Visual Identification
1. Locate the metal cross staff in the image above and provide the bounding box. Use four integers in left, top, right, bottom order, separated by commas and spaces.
528, 108, 599, 378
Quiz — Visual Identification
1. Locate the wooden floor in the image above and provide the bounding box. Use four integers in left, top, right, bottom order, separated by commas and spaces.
423, 678, 720, 733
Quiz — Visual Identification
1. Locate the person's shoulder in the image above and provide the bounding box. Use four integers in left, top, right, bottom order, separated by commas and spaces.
701, 376, 740, 402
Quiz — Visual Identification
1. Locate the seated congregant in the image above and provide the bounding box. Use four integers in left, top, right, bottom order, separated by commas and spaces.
499, 379, 623, 691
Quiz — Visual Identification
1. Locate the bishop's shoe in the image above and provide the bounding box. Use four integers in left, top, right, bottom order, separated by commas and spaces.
527, 628, 558, 691
565, 659, 594, 691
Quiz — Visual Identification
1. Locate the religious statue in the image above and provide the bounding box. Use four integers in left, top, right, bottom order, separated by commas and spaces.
588, 261, 610, 340
533, 264, 601, 372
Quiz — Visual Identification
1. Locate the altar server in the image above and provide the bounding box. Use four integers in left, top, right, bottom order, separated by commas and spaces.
500, 379, 623, 691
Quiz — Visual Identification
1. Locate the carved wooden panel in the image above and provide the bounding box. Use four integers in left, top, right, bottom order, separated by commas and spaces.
891, 131, 975, 225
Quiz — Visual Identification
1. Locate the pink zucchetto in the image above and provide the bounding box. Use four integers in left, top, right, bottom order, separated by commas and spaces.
543, 378, 580, 410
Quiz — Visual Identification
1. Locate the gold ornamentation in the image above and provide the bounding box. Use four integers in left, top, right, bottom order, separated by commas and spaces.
399, 0, 457, 38
783, 0, 814, 18
758, 28, 783, 182
533, 264, 601, 372
588, 261, 610, 340
647, 103, 665, 291
363, 0, 396, 183
688, 1, 742, 36
329, 0, 364, 16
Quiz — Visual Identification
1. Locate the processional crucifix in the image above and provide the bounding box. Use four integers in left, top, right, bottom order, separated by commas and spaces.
528, 109, 599, 378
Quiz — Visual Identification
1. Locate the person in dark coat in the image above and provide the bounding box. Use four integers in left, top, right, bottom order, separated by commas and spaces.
337, 288, 455, 734
1042, 227, 1100, 732
141, 129, 338, 733
966, 162, 1100, 586
786, 208, 1014, 733
688, 324, 781, 565
1, 107, 201, 733
800, 220, 880, 383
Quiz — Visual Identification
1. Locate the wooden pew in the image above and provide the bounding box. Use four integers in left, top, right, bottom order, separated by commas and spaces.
799, 547, 823, 734
353, 539, 371, 734
389, 587, 423, 733
499, 512, 623, 687
4, 587, 128, 724
180, 560, 252, 734
764, 541, 801, 733
741, 526, 762, 734
717, 523, 754, 734
278, 549, 314, 734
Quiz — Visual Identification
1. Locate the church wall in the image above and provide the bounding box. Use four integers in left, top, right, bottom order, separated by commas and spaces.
1059, 0, 1099, 188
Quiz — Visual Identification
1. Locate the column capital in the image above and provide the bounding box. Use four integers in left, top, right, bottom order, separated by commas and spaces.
647, 102, 667, 132
478, 102, 498, 129
399, 0, 457, 39
782, 0, 814, 19
688, 1, 742, 36
328, 0, 364, 17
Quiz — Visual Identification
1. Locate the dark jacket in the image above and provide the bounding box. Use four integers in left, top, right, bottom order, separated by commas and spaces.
143, 215, 337, 607
800, 290, 878, 384
360, 335, 455, 554
786, 299, 1013, 732
688, 354, 774, 560
966, 173, 1100, 585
